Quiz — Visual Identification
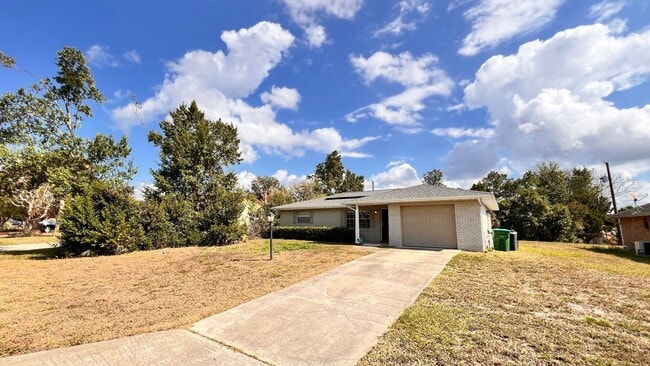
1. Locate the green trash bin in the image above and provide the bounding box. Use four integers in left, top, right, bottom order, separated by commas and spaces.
493, 228, 511, 251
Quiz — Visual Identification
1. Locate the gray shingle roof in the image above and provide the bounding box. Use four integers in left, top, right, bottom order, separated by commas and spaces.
607, 203, 650, 219
273, 184, 499, 211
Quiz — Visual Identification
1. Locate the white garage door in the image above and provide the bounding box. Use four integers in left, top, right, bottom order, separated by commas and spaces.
401, 205, 457, 249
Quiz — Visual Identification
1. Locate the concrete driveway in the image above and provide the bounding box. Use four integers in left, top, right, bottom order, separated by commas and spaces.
0, 247, 458, 366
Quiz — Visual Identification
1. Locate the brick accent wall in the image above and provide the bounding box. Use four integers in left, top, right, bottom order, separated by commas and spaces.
388, 203, 402, 246
620, 216, 650, 250
454, 201, 485, 252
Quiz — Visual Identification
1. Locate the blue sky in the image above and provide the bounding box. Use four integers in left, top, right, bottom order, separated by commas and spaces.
2, 0, 650, 205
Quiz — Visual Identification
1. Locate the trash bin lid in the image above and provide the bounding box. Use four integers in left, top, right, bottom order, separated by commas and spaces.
493, 228, 511, 232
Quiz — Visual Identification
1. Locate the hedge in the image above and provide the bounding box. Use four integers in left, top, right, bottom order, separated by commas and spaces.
267, 226, 355, 243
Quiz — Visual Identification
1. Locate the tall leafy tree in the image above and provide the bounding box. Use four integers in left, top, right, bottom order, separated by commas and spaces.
1, 48, 135, 232
289, 179, 323, 202
251, 176, 282, 205
313, 150, 364, 194
340, 169, 364, 192
147, 101, 245, 245
423, 169, 445, 186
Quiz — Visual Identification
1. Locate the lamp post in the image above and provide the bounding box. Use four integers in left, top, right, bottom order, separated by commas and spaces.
267, 212, 275, 260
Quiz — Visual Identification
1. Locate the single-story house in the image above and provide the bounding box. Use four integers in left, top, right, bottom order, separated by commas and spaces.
607, 203, 650, 252
272, 184, 499, 252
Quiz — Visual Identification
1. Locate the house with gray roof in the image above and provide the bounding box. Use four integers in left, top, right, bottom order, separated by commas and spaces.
273, 184, 499, 252
607, 203, 650, 252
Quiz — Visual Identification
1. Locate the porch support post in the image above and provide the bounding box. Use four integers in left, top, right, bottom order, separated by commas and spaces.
355, 204, 360, 244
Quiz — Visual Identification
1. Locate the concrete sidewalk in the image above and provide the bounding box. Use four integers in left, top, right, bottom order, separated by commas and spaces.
0, 242, 59, 252
0, 247, 458, 366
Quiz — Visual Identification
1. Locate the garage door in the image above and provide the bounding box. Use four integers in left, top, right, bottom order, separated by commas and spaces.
401, 205, 457, 248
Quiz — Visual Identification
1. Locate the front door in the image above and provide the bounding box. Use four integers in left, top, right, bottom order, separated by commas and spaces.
381, 209, 389, 242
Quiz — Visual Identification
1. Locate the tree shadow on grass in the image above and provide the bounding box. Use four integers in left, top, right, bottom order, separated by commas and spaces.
0, 248, 58, 260
585, 246, 650, 264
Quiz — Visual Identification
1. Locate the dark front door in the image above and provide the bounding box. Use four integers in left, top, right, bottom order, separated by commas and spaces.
381, 209, 389, 242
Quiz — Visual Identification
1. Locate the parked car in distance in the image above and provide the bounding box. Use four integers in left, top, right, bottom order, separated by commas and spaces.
39, 219, 56, 233
3, 219, 23, 231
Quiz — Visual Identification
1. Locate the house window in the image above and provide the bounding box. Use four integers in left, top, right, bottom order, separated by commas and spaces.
346, 211, 370, 229
644, 218, 649, 230
297, 212, 312, 225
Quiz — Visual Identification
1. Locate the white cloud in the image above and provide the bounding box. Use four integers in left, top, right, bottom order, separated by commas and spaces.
458, 0, 565, 56
348, 51, 454, 128
588, 0, 627, 22
431, 127, 494, 138
260, 86, 301, 110
237, 169, 308, 190
123, 50, 141, 64
449, 23, 650, 180
85, 45, 119, 67
272, 169, 307, 186
280, 0, 364, 47
236, 171, 257, 190
133, 182, 155, 201
365, 162, 422, 190
375, 0, 430, 37
304, 25, 327, 47
112, 21, 375, 161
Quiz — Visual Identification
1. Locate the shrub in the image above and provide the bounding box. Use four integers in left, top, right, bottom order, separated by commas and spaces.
269, 226, 355, 243
59, 181, 144, 256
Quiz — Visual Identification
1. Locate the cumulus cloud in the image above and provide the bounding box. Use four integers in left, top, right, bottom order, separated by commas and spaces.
236, 171, 257, 190
458, 0, 565, 56
260, 86, 301, 110
112, 21, 375, 162
431, 127, 495, 138
123, 50, 141, 64
237, 169, 308, 190
365, 162, 422, 190
375, 0, 431, 37
347, 51, 454, 129
448, 23, 650, 180
279, 0, 364, 47
85, 45, 119, 67
588, 0, 627, 22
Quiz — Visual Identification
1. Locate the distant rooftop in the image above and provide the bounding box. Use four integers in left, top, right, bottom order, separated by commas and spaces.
272, 184, 498, 211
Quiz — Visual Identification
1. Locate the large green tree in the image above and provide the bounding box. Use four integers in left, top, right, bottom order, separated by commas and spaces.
1, 47, 135, 232
423, 169, 445, 186
146, 101, 245, 245
313, 150, 364, 194
472, 163, 611, 243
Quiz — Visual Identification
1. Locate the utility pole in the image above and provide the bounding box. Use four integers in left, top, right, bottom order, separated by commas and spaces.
604, 161, 622, 244
605, 161, 618, 214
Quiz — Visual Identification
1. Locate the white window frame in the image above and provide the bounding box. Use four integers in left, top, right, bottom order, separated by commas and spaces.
347, 211, 370, 229
297, 211, 312, 225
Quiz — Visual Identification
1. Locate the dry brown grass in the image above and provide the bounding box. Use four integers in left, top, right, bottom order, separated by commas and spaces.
360, 241, 650, 365
0, 233, 58, 246
0, 239, 371, 356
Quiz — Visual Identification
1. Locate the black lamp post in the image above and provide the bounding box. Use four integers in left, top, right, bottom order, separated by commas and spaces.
267, 212, 275, 260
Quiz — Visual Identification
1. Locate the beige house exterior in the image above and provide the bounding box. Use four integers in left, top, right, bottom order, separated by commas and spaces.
608, 203, 650, 252
273, 184, 499, 252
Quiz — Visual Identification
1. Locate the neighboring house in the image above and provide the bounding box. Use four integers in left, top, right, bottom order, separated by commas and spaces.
607, 203, 650, 251
272, 184, 499, 252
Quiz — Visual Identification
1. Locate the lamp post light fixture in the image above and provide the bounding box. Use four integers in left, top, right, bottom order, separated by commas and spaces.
267, 212, 275, 260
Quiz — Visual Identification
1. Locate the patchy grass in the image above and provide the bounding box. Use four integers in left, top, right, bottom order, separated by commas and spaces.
0, 234, 59, 246
0, 239, 371, 356
360, 241, 650, 365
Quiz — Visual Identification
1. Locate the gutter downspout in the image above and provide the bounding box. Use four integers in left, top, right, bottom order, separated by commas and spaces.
355, 204, 360, 244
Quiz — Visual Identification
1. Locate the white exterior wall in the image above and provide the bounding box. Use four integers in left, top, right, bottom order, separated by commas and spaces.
454, 201, 485, 252
479, 204, 494, 250
313, 209, 343, 227
388, 203, 403, 247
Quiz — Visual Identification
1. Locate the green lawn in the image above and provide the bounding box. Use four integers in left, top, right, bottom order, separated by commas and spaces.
360, 241, 650, 365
